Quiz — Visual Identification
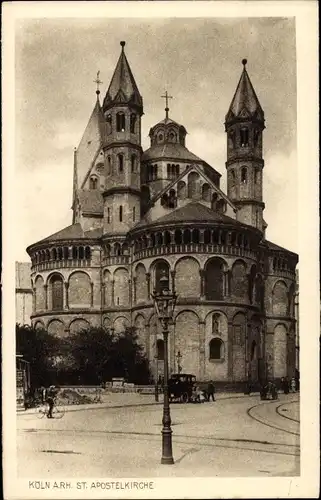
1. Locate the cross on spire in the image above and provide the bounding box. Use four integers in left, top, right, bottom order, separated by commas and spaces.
94, 71, 103, 97
161, 90, 173, 119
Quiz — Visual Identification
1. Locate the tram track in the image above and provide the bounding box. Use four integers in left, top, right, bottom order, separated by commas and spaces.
276, 401, 300, 423
247, 400, 300, 437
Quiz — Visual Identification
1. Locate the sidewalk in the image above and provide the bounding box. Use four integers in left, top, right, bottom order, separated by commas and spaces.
17, 391, 262, 415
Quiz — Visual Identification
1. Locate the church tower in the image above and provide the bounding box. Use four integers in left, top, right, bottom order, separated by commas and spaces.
101, 41, 143, 234
225, 59, 265, 232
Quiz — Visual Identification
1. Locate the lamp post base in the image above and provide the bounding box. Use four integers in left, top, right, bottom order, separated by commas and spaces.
161, 428, 174, 465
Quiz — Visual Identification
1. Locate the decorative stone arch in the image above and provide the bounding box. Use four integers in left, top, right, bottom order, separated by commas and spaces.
113, 267, 129, 306
134, 263, 147, 304
134, 313, 147, 351
113, 316, 130, 334
149, 258, 172, 293
177, 180, 187, 199
47, 318, 65, 337
68, 271, 92, 308
187, 171, 200, 199
103, 316, 112, 330
69, 318, 90, 334
272, 280, 288, 316
175, 310, 200, 378
231, 259, 248, 299
103, 270, 112, 307
34, 320, 45, 330
47, 272, 64, 311
174, 256, 200, 298
273, 322, 288, 378
204, 257, 228, 300
288, 282, 296, 316
201, 183, 211, 202
231, 311, 247, 381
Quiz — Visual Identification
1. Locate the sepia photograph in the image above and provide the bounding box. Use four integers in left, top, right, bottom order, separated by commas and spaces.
2, 2, 319, 499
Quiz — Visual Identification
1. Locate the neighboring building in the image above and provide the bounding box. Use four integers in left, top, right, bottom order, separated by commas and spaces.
15, 262, 32, 325
26, 43, 298, 383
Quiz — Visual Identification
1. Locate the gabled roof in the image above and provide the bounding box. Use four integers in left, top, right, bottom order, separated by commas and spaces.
78, 190, 103, 215
226, 60, 264, 123
102, 42, 142, 111
142, 143, 203, 163
133, 201, 249, 230
151, 163, 233, 210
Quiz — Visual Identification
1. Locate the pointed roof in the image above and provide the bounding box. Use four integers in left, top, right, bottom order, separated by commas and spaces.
102, 41, 143, 112
226, 59, 264, 124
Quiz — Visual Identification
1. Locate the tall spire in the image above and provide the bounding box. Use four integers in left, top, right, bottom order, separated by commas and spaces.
102, 41, 143, 113
225, 59, 264, 124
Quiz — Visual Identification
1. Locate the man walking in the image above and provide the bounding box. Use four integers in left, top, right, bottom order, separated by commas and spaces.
46, 385, 58, 418
207, 380, 216, 402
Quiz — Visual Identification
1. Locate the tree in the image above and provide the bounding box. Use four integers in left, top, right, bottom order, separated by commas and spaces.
67, 326, 151, 385
16, 324, 63, 388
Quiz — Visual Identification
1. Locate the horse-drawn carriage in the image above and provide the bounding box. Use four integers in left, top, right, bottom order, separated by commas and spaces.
168, 373, 196, 403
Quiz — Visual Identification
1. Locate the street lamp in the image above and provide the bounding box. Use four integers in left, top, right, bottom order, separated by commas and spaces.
151, 274, 177, 465
176, 350, 182, 374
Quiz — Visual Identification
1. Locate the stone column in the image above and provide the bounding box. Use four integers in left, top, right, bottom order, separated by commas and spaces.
101, 283, 106, 307
64, 282, 69, 309
199, 320, 206, 380
90, 282, 94, 307
146, 273, 151, 299
170, 230, 175, 244
132, 277, 137, 304
111, 280, 115, 306
199, 229, 205, 244
227, 321, 234, 380
128, 279, 132, 307
218, 230, 222, 245
199, 269, 205, 299
170, 270, 176, 293
44, 285, 48, 310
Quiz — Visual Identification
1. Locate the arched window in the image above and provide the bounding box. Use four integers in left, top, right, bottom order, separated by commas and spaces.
131, 155, 136, 172
157, 339, 165, 360
116, 112, 125, 132
78, 246, 84, 259
50, 275, 63, 311
250, 340, 257, 361
202, 183, 211, 202
192, 228, 199, 244
241, 167, 247, 183
118, 154, 124, 173
157, 133, 164, 143
205, 258, 224, 300
72, 246, 78, 259
183, 229, 191, 244
133, 206, 136, 221
130, 114, 137, 133
255, 168, 260, 184
119, 205, 123, 222
89, 177, 98, 189
230, 169, 236, 185
187, 172, 199, 198
57, 247, 63, 260
107, 156, 112, 175
106, 114, 112, 134
168, 189, 177, 209
254, 128, 260, 146
211, 192, 218, 210
209, 338, 224, 360
174, 229, 182, 245
107, 207, 111, 224
85, 246, 91, 259
216, 199, 226, 213
240, 128, 249, 147
153, 164, 158, 180
63, 247, 69, 260
154, 261, 170, 293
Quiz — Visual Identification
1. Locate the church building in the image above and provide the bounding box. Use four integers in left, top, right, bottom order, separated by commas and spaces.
27, 42, 298, 384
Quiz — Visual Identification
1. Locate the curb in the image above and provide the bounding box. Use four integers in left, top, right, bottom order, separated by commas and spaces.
16, 392, 266, 416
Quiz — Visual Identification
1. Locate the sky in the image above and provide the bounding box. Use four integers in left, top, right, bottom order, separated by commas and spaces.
15, 16, 297, 261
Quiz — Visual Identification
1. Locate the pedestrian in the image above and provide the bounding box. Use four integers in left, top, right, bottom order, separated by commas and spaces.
45, 385, 58, 418
282, 377, 289, 394
290, 377, 296, 393
207, 380, 216, 402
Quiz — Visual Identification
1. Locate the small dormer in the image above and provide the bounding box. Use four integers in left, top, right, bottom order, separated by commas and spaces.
148, 119, 187, 148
